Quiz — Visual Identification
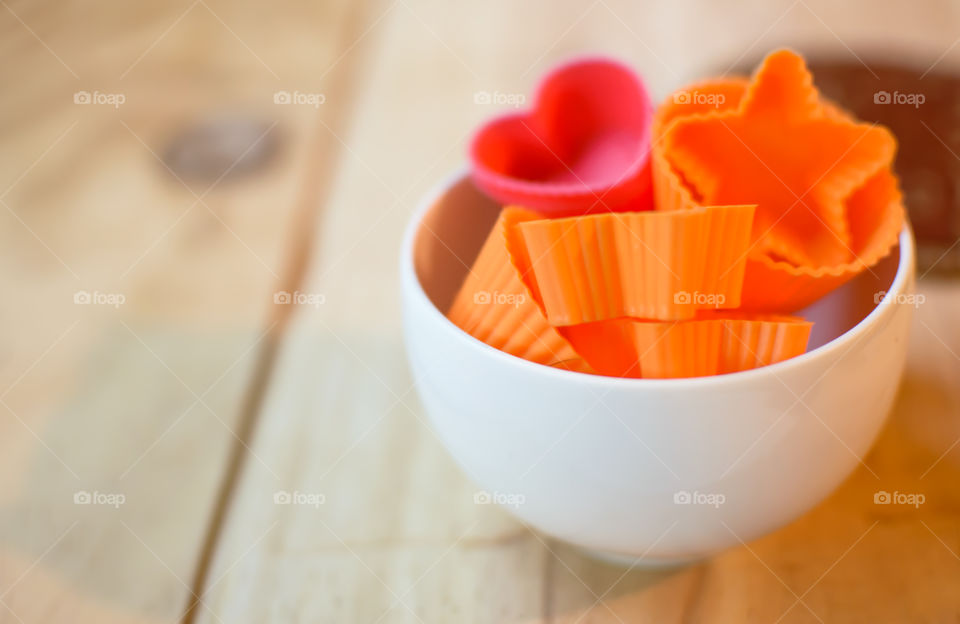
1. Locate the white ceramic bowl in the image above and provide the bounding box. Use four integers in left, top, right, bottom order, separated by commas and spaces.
401, 172, 915, 565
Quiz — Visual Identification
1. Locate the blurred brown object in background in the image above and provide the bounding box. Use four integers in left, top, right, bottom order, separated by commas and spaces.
806, 60, 960, 276
162, 116, 281, 184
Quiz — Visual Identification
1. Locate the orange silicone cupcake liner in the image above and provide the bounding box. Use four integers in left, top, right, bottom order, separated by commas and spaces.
634, 314, 810, 379
695, 311, 813, 374
513, 204, 755, 325
716, 316, 812, 375
446, 207, 580, 365
549, 357, 596, 374
632, 319, 724, 379
557, 319, 642, 378
557, 313, 811, 379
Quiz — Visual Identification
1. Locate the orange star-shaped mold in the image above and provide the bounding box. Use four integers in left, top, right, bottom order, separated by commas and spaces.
665, 49, 895, 268
653, 49, 904, 312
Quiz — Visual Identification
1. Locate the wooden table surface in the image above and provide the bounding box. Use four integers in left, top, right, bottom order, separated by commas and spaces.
2, 1, 959, 622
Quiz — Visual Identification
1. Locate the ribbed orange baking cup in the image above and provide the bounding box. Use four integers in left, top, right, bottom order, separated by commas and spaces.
446, 207, 580, 366
631, 313, 811, 379
513, 204, 755, 325
696, 311, 813, 375
557, 319, 641, 378
549, 358, 595, 374
632, 319, 724, 378
555, 313, 810, 379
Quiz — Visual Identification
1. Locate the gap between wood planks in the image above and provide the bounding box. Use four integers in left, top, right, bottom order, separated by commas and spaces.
180, 1, 380, 621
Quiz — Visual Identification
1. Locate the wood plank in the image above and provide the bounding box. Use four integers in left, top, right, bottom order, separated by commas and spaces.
200, 333, 548, 623
0, 0, 358, 621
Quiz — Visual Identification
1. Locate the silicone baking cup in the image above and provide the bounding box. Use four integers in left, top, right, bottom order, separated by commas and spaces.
558, 319, 641, 378
470, 57, 655, 217
446, 203, 810, 379
557, 314, 811, 379
636, 315, 813, 378
653, 49, 904, 312
446, 207, 581, 367
514, 204, 756, 324
699, 311, 813, 376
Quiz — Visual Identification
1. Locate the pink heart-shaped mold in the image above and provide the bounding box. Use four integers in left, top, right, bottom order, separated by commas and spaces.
469, 57, 655, 217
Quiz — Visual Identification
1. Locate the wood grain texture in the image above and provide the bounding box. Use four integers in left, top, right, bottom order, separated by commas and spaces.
0, 0, 356, 621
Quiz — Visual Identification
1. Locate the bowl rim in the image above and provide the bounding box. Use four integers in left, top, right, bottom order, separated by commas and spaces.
401, 169, 916, 389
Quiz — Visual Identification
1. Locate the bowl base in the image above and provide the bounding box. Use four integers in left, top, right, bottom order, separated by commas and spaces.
581, 546, 703, 569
